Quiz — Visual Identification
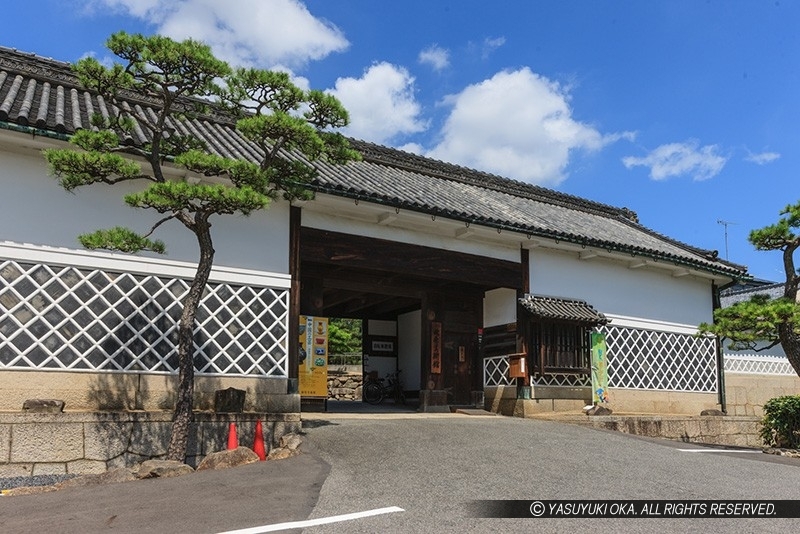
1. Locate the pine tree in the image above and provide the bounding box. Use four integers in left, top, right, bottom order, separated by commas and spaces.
44, 32, 359, 461
701, 202, 800, 378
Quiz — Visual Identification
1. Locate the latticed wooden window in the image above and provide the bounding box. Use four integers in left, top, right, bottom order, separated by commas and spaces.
531, 320, 591, 375
517, 294, 607, 380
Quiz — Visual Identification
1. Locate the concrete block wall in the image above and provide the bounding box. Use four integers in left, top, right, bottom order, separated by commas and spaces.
0, 410, 301, 476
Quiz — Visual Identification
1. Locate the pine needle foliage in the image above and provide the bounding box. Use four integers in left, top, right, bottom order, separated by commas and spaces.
42, 31, 360, 461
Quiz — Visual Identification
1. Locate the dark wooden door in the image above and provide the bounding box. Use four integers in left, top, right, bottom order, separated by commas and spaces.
442, 327, 477, 404
430, 295, 481, 405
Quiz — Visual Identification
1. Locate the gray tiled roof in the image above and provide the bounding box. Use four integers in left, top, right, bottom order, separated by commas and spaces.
0, 46, 746, 278
720, 282, 784, 307
518, 294, 609, 325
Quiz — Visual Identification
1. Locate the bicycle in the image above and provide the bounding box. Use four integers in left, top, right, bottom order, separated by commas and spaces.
362, 370, 405, 405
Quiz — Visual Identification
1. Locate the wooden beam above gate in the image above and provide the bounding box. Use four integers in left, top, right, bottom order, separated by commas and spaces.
300, 227, 522, 290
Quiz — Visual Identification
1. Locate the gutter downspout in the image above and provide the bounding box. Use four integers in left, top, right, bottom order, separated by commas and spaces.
712, 278, 740, 414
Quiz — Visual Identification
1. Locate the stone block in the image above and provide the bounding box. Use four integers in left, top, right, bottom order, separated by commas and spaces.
280, 433, 302, 450
22, 399, 65, 413
661, 419, 687, 439
684, 420, 701, 439
119, 452, 152, 469
267, 448, 294, 460
196, 447, 259, 471
198, 421, 230, 455
67, 459, 108, 475
105, 454, 129, 471
0, 424, 10, 463
0, 463, 32, 477
32, 462, 67, 476
269, 420, 301, 447
261, 393, 301, 413
11, 423, 83, 463
725, 433, 750, 447
127, 421, 171, 457
83, 421, 133, 461
214, 387, 246, 413
136, 459, 194, 479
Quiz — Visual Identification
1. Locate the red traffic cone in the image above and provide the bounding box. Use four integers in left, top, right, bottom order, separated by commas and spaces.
253, 420, 266, 461
227, 422, 238, 450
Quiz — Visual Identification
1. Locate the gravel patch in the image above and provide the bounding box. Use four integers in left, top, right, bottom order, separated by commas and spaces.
0, 474, 78, 492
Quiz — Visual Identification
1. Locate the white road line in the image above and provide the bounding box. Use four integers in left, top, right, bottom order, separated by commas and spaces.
216, 506, 405, 534
676, 449, 762, 453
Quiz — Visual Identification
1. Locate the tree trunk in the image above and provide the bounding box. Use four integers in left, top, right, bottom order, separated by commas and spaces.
166, 217, 214, 462
778, 323, 800, 378
779, 242, 800, 379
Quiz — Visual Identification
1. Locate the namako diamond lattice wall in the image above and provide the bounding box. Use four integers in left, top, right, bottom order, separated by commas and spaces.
599, 324, 718, 392
0, 260, 289, 377
484, 325, 718, 393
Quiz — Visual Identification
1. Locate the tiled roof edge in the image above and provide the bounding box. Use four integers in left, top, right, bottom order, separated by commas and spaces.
349, 139, 639, 223
0, 46, 236, 126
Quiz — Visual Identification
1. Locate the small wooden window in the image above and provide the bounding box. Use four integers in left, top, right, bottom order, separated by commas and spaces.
530, 320, 591, 375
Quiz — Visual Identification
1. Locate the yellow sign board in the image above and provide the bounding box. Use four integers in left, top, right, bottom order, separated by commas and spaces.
299, 316, 329, 397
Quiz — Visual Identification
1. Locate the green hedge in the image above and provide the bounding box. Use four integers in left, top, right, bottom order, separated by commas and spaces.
760, 395, 800, 449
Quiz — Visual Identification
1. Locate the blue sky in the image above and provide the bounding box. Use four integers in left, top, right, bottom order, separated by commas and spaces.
4, 0, 798, 281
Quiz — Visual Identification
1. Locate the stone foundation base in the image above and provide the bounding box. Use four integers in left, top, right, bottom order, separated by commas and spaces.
0, 371, 294, 412
0, 409, 301, 475
567, 414, 763, 448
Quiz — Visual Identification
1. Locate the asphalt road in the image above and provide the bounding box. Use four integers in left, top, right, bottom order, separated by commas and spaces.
0, 408, 798, 533
300, 410, 800, 534
0, 448, 329, 534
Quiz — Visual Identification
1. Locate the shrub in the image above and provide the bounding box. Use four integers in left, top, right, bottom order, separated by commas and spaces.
760, 395, 800, 449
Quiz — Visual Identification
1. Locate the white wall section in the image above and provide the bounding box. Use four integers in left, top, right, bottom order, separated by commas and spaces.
0, 147, 291, 275
483, 287, 518, 327
398, 310, 422, 391
530, 248, 714, 327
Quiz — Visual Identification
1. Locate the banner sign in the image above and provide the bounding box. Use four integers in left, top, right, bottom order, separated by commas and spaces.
299, 315, 328, 397
430, 321, 442, 374
590, 332, 609, 404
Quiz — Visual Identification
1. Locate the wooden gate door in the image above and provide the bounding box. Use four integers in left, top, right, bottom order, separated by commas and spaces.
429, 292, 481, 405
441, 326, 477, 405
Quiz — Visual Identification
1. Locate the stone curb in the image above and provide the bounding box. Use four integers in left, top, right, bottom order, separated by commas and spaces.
1, 435, 303, 497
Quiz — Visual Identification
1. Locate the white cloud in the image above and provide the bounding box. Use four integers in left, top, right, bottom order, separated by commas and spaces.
426, 68, 631, 186
745, 151, 780, 165
482, 36, 506, 59
328, 62, 428, 144
94, 0, 349, 69
89, 0, 164, 18
418, 45, 450, 71
622, 140, 728, 181
398, 143, 425, 155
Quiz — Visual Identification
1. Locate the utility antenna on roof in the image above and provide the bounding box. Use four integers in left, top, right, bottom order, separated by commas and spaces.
717, 219, 737, 260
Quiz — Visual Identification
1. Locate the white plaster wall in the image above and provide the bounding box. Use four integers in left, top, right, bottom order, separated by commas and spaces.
0, 147, 290, 274
398, 310, 422, 390
363, 320, 399, 383
367, 319, 397, 336
530, 248, 714, 327
302, 210, 520, 263
484, 287, 518, 327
